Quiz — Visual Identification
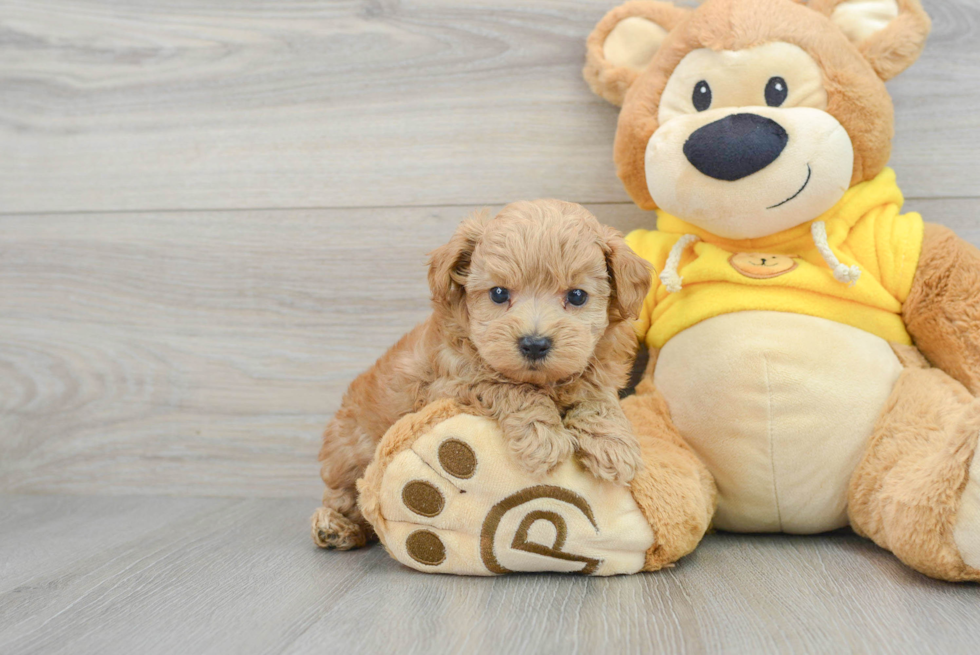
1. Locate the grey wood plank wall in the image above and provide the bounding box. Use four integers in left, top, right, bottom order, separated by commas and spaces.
1, 0, 978, 498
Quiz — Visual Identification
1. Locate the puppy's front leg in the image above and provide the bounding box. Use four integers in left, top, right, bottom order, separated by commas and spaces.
476, 385, 575, 477
564, 389, 643, 484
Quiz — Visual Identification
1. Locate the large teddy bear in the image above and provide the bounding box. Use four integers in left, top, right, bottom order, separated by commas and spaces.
349, 0, 980, 581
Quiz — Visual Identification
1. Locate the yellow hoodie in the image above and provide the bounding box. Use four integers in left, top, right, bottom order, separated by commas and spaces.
625, 168, 924, 349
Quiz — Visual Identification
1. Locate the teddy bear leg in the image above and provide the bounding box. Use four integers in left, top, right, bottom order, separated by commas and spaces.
357, 399, 657, 575
621, 377, 717, 571
847, 355, 980, 581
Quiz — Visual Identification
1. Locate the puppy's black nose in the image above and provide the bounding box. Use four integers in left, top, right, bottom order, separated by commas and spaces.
518, 335, 552, 362
683, 113, 788, 181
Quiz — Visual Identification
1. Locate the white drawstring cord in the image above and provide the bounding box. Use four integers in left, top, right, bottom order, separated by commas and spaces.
811, 221, 861, 287
659, 234, 700, 293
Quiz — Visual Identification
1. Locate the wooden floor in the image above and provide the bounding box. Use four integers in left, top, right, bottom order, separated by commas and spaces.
1, 0, 979, 653
2, 494, 979, 655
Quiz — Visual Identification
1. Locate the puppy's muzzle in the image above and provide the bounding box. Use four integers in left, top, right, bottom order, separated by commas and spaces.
518, 335, 552, 362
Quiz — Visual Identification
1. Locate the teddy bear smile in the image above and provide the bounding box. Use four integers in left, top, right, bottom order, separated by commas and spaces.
767, 163, 812, 210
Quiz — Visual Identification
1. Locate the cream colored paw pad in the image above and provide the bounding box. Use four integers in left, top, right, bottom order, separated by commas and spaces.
375, 413, 654, 576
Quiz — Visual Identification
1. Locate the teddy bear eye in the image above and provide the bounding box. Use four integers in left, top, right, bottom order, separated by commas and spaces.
489, 287, 510, 304
566, 289, 589, 307
765, 76, 788, 107
692, 80, 712, 112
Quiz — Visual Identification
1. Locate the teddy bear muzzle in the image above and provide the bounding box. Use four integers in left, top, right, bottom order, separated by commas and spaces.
683, 113, 789, 181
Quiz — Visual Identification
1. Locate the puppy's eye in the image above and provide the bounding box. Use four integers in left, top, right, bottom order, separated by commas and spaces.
692, 80, 711, 112
489, 287, 510, 304
566, 289, 588, 307
765, 76, 788, 107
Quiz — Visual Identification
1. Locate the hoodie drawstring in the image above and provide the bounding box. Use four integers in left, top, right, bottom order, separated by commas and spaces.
661, 223, 860, 293
811, 221, 861, 287
660, 234, 700, 293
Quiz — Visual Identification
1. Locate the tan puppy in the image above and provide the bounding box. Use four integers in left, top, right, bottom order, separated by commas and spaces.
313, 199, 652, 549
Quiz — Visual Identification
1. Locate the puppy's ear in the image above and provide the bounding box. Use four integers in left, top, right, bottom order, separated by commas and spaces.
810, 0, 930, 81
601, 226, 652, 322
583, 1, 690, 106
428, 210, 489, 312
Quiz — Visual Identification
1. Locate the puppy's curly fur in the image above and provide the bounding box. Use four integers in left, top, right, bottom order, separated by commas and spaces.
313, 199, 652, 549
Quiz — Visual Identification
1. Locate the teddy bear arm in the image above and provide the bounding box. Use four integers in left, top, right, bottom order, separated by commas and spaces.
902, 223, 980, 396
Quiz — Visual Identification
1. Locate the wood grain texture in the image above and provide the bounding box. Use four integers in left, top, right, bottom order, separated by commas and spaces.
0, 0, 978, 214
2, 201, 975, 498
0, 494, 979, 655
2, 2, 979, 649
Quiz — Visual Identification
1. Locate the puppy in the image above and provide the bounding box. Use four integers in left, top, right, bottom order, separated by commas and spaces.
313, 199, 652, 549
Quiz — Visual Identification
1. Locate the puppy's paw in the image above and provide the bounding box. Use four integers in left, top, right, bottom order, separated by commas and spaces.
311, 507, 368, 550
574, 432, 643, 484
504, 421, 576, 477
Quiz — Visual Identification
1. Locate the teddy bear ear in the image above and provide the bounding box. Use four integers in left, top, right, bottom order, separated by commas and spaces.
810, 0, 931, 81
583, 1, 691, 107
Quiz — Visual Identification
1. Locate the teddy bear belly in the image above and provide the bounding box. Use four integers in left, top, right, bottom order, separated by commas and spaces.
653, 311, 905, 534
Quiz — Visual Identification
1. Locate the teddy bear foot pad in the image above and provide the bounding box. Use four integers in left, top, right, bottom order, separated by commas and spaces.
360, 407, 654, 576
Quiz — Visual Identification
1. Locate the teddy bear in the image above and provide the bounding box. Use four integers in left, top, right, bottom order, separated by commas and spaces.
348, 0, 980, 581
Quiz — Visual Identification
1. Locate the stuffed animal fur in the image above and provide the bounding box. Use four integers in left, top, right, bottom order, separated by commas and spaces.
339, 0, 980, 581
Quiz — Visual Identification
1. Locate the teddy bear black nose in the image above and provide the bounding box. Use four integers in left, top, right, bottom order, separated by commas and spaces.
683, 113, 789, 181
518, 335, 552, 362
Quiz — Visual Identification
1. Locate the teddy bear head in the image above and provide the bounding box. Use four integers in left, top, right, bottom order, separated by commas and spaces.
584, 0, 930, 239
